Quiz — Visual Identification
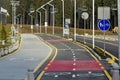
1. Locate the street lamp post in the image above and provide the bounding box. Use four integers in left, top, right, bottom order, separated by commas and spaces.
36, 0, 55, 34
28, 14, 33, 33
61, 0, 65, 37
0, 0, 4, 24
36, 0, 53, 11
47, 3, 55, 35
20, 15, 22, 28
28, 11, 34, 33
10, 0, 19, 37
36, 11, 39, 33
10, 0, 20, 25
36, 10, 41, 33
16, 14, 21, 32
74, 0, 76, 41
92, 0, 95, 49
16, 17, 19, 32
71, 0, 76, 41
36, 0, 64, 35
31, 15, 33, 33
41, 7, 47, 34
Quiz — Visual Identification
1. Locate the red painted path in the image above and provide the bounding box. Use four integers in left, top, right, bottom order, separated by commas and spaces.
44, 60, 105, 72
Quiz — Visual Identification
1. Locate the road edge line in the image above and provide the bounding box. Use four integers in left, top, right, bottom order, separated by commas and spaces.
33, 35, 53, 73
74, 42, 112, 80
35, 36, 58, 80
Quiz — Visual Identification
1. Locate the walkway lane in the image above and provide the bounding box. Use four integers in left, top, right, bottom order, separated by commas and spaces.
0, 34, 51, 80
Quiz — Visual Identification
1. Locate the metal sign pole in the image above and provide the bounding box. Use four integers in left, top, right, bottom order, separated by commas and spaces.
103, 27, 106, 56
74, 0, 76, 41
118, 0, 120, 67
92, 0, 95, 49
102, 1, 106, 57
84, 19, 86, 44
81, 12, 89, 44
53, 5, 55, 35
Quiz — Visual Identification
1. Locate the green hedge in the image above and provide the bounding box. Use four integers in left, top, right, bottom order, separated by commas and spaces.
0, 24, 11, 47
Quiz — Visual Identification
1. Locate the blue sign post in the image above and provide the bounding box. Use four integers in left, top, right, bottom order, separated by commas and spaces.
98, 19, 111, 57
98, 19, 110, 32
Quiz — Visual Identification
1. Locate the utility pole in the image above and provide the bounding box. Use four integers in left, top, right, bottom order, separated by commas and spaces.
10, 0, 19, 25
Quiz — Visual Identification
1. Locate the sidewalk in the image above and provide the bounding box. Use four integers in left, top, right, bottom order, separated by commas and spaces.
0, 34, 52, 80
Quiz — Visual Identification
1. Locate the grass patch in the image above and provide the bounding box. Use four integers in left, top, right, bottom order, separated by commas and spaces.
0, 24, 21, 48
0, 24, 11, 37
19, 25, 115, 35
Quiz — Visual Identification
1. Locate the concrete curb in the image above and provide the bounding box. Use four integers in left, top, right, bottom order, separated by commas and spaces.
76, 42, 102, 60
0, 39, 20, 57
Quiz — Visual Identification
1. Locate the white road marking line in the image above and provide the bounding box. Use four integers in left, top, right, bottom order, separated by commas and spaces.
72, 74, 76, 78
73, 63, 76, 66
73, 68, 76, 71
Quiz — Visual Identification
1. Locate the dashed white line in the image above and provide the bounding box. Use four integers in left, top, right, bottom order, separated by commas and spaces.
54, 75, 58, 78
72, 74, 76, 78
73, 68, 76, 71
73, 53, 75, 56
73, 63, 76, 66
73, 56, 76, 58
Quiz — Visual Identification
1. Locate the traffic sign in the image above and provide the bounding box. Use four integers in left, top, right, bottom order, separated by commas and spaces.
98, 19, 110, 32
98, 7, 110, 19
81, 12, 89, 20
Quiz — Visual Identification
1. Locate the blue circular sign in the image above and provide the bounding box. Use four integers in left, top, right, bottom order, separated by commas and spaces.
65, 23, 69, 29
98, 19, 110, 32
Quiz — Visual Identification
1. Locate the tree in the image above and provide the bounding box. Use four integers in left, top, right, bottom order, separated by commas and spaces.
1, 25, 7, 41
2, 0, 116, 29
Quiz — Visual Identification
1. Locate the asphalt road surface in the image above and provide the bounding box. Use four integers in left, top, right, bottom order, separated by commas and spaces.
0, 34, 51, 80
76, 36, 118, 58
36, 34, 111, 80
